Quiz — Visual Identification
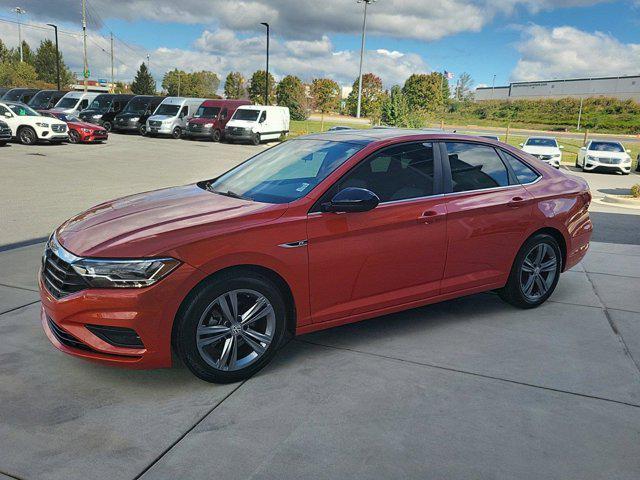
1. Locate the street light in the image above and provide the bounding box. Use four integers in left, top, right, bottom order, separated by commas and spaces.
356, 0, 375, 119
260, 22, 270, 105
11, 7, 26, 62
46, 23, 61, 90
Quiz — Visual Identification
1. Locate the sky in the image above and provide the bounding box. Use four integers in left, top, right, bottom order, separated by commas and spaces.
0, 0, 639, 92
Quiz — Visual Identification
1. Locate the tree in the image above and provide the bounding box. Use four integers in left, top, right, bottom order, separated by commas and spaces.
188, 70, 220, 98
113, 81, 128, 94
402, 72, 451, 112
130, 62, 155, 95
224, 71, 246, 99
381, 85, 425, 128
162, 69, 186, 95
248, 70, 275, 104
310, 77, 340, 130
0, 61, 38, 87
276, 75, 307, 120
33, 39, 74, 87
345, 73, 385, 121
455, 72, 474, 101
0, 38, 10, 63
10, 40, 35, 64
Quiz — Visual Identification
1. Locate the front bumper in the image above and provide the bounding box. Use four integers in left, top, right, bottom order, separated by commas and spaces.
583, 160, 631, 173
225, 128, 253, 141
538, 157, 561, 168
80, 132, 108, 143
185, 125, 214, 138
113, 121, 140, 132
39, 262, 206, 369
147, 124, 173, 135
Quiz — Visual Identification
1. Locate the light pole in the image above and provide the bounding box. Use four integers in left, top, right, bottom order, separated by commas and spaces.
46, 23, 60, 90
12, 7, 26, 62
491, 74, 496, 100
356, 0, 375, 119
260, 22, 270, 105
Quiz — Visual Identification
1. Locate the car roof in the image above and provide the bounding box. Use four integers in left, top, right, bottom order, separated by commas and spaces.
526, 136, 557, 140
297, 128, 509, 145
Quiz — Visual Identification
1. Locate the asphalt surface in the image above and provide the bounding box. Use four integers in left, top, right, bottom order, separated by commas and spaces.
1, 132, 639, 479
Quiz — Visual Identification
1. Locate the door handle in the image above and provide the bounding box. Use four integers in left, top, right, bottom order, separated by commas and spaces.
507, 196, 527, 208
417, 210, 445, 224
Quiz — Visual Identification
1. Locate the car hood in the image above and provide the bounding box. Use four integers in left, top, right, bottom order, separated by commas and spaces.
50, 107, 76, 114
148, 115, 175, 122
522, 146, 560, 155
189, 117, 217, 125
69, 120, 102, 130
586, 150, 628, 159
79, 110, 104, 117
227, 120, 257, 129
56, 184, 286, 258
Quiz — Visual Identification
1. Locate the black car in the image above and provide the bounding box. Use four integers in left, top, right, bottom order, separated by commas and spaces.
78, 93, 135, 132
2, 88, 40, 103
0, 88, 10, 98
113, 95, 164, 135
28, 90, 68, 110
0, 119, 11, 145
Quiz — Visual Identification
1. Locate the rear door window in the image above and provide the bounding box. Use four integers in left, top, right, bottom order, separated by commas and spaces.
500, 151, 540, 184
444, 142, 510, 193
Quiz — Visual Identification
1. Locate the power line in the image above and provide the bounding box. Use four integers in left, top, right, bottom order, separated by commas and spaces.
0, 17, 80, 38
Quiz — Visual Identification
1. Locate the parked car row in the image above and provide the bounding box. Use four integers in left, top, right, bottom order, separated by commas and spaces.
1, 87, 292, 147
518, 135, 633, 175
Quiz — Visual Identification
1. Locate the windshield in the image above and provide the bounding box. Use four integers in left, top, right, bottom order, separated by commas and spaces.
589, 141, 624, 153
233, 109, 260, 121
53, 113, 79, 122
154, 104, 180, 116
88, 95, 113, 112
56, 97, 79, 109
28, 92, 53, 108
3, 90, 28, 101
207, 139, 366, 204
123, 97, 150, 114
525, 138, 558, 148
8, 104, 39, 116
194, 106, 220, 118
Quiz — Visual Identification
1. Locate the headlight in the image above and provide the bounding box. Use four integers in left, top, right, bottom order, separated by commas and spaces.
623, 157, 631, 163
552, 153, 561, 158
93, 114, 101, 119
586, 155, 596, 161
35, 122, 50, 128
81, 128, 92, 133
204, 123, 214, 128
130, 117, 139, 122
71, 258, 181, 288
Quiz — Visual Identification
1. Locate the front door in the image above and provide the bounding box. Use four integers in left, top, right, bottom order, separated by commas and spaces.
440, 141, 535, 293
307, 141, 447, 324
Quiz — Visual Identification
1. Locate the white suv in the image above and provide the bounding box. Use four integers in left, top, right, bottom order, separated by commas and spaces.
520, 137, 563, 168
576, 140, 632, 175
0, 101, 68, 145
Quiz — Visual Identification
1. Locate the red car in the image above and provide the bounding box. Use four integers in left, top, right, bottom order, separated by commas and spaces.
40, 111, 108, 143
39, 130, 592, 383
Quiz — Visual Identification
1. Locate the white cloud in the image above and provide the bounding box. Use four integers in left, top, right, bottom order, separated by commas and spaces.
511, 25, 640, 81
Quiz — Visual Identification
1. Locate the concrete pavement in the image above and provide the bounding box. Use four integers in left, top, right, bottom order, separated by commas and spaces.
0, 240, 639, 480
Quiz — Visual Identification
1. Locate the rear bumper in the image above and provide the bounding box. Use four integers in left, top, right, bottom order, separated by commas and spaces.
39, 262, 207, 369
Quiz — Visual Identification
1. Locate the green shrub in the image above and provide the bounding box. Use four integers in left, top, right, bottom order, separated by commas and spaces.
631, 184, 640, 198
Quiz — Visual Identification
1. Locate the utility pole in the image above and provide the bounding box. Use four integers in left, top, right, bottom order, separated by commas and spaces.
46, 24, 60, 90
356, 0, 375, 118
260, 22, 270, 105
110, 32, 114, 93
177, 72, 181, 96
146, 54, 150, 66
12, 7, 26, 62
491, 74, 496, 100
82, 0, 88, 92
577, 97, 584, 130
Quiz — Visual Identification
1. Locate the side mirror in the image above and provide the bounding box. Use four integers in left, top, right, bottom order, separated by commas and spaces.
321, 187, 380, 213
559, 145, 565, 150
519, 143, 524, 147
259, 116, 266, 123
3, 112, 11, 118
626, 149, 631, 154
579, 146, 586, 150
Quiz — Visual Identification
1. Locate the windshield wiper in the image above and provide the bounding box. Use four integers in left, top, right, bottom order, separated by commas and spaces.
208, 187, 251, 201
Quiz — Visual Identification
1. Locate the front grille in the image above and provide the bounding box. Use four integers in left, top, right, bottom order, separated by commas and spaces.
52, 124, 67, 133
47, 316, 92, 351
42, 244, 88, 299
596, 157, 620, 165
95, 130, 107, 136
149, 120, 161, 127
228, 127, 246, 135
534, 154, 552, 160
0, 127, 10, 136
188, 123, 203, 132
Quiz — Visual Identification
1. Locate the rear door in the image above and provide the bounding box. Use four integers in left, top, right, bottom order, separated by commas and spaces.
440, 141, 535, 294
307, 141, 447, 324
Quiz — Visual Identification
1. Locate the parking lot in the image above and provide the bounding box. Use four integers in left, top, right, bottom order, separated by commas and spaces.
1, 134, 640, 479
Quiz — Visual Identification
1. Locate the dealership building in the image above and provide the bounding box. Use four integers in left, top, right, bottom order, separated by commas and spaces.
475, 74, 640, 102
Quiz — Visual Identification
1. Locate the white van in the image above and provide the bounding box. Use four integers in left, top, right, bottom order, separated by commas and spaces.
51, 91, 101, 116
146, 97, 206, 139
225, 105, 290, 145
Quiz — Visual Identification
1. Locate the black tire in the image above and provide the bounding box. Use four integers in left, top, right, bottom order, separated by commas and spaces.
497, 233, 562, 309
103, 121, 112, 132
173, 271, 287, 383
171, 127, 182, 139
251, 133, 261, 146
0, 141, 6, 146
18, 126, 37, 145
68, 130, 81, 143
139, 124, 147, 136
212, 129, 222, 142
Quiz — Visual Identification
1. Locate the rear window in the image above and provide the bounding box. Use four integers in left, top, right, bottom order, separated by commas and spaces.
501, 151, 540, 184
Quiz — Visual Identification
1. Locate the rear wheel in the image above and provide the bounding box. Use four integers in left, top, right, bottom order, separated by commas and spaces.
68, 130, 81, 143
174, 272, 287, 383
498, 233, 561, 309
171, 127, 182, 139
212, 129, 222, 142
18, 126, 37, 145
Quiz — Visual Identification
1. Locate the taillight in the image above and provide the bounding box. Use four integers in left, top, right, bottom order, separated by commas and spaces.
580, 191, 591, 207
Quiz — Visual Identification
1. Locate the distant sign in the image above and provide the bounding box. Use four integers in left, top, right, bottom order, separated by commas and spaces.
98, 79, 108, 86
83, 69, 90, 79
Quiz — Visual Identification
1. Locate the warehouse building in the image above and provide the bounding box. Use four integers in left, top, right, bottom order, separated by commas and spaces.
475, 74, 640, 102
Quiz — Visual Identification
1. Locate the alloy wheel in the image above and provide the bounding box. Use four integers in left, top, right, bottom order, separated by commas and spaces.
20, 128, 36, 145
519, 243, 558, 302
196, 289, 276, 372
103, 121, 112, 132
69, 130, 80, 143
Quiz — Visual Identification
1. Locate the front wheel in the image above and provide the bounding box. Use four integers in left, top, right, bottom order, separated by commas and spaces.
0, 141, 6, 146
173, 272, 287, 383
171, 127, 182, 139
251, 133, 261, 146
68, 130, 81, 143
498, 233, 561, 309
102, 121, 112, 132
18, 127, 37, 145
139, 124, 147, 135
212, 129, 222, 142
